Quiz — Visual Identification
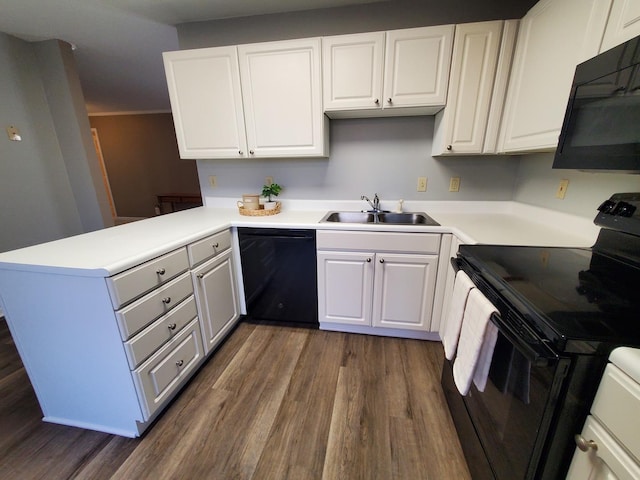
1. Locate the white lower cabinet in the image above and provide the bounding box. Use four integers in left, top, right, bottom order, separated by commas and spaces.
191, 248, 240, 355
566, 359, 640, 479
317, 231, 442, 339
0, 228, 240, 438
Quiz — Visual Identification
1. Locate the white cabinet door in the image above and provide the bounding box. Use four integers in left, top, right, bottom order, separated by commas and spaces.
372, 253, 438, 331
317, 251, 374, 326
323, 32, 385, 112
432, 21, 504, 155
238, 38, 327, 157
499, 0, 611, 152
600, 0, 640, 52
566, 416, 640, 479
163, 47, 247, 159
383, 25, 455, 109
192, 249, 239, 355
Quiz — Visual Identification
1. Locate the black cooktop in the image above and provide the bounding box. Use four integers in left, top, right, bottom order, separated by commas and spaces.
459, 242, 640, 354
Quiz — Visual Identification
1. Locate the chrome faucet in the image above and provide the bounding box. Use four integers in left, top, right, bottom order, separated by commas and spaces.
361, 193, 381, 212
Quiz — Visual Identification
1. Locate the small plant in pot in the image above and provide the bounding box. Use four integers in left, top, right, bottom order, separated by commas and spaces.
261, 183, 282, 210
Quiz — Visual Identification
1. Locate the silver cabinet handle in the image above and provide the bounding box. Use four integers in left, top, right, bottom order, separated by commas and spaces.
156, 268, 166, 275
379, 258, 385, 264
387, 98, 392, 104
249, 150, 255, 155
366, 258, 372, 263
167, 323, 177, 331
238, 150, 243, 155
446, 145, 452, 151
575, 435, 598, 452
162, 297, 171, 304
197, 273, 204, 279
176, 359, 184, 367
374, 98, 379, 104
212, 242, 219, 248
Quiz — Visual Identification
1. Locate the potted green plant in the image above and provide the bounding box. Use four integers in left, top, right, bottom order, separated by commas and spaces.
261, 182, 282, 210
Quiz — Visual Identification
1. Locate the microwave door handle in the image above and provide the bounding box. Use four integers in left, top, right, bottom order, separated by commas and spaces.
489, 313, 555, 367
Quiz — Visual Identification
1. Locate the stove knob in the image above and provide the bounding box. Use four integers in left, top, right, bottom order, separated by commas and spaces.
597, 200, 616, 214
612, 201, 636, 217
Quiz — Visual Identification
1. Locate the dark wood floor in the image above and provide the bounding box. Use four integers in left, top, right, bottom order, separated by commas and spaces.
0, 317, 470, 479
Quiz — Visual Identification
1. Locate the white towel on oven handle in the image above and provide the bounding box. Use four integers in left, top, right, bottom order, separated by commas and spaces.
442, 270, 475, 360
453, 288, 499, 396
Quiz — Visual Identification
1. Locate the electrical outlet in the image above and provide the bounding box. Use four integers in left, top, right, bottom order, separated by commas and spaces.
449, 177, 461, 192
417, 177, 427, 192
208, 175, 217, 188
556, 179, 569, 199
265, 176, 273, 186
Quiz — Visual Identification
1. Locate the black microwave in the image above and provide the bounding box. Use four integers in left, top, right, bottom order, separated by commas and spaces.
553, 35, 640, 172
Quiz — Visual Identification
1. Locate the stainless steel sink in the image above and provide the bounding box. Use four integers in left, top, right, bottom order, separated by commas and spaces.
320, 211, 439, 226
377, 212, 439, 225
322, 211, 376, 223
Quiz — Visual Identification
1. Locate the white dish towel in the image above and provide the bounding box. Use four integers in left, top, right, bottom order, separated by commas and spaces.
453, 288, 499, 396
442, 270, 475, 360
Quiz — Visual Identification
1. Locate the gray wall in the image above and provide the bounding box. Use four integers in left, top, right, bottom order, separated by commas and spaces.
177, 0, 537, 49
196, 117, 519, 203
179, 0, 640, 220
513, 153, 640, 218
0, 33, 108, 252
34, 40, 113, 231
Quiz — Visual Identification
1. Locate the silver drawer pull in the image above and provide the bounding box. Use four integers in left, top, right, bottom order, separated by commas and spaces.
175, 359, 184, 367
366, 258, 372, 263
379, 258, 385, 264
162, 297, 171, 304
167, 323, 177, 331
156, 268, 166, 275
197, 273, 204, 279
575, 434, 598, 452
212, 242, 219, 248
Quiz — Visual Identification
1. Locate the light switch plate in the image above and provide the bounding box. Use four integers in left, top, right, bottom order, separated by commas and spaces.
449, 177, 460, 192
417, 177, 427, 192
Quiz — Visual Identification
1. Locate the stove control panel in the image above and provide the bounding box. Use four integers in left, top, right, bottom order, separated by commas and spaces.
595, 193, 640, 235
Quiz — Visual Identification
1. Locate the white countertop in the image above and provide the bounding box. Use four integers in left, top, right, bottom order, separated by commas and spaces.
0, 200, 599, 277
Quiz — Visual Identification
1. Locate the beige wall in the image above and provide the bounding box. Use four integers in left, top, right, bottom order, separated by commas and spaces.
89, 113, 200, 218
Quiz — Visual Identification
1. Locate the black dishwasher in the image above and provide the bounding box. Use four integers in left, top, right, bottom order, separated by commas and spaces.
237, 228, 318, 326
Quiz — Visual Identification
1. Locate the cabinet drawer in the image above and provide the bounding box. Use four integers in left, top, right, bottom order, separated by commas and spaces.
107, 248, 189, 308
133, 318, 204, 419
188, 230, 231, 267
116, 272, 194, 340
591, 363, 640, 461
317, 230, 440, 254
123, 295, 198, 369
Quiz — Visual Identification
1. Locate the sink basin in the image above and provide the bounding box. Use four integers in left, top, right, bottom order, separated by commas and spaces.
377, 212, 439, 225
320, 211, 439, 226
322, 212, 376, 223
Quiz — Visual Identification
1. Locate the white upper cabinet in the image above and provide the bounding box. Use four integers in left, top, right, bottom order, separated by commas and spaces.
498, 0, 611, 153
163, 47, 247, 159
600, 0, 640, 52
384, 26, 455, 108
432, 20, 518, 156
322, 32, 385, 111
323, 25, 454, 118
163, 39, 328, 159
238, 38, 328, 158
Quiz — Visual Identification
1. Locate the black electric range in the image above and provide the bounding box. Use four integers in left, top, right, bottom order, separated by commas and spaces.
442, 193, 640, 480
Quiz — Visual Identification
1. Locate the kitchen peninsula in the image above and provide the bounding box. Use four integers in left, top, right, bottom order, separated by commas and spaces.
0, 201, 596, 437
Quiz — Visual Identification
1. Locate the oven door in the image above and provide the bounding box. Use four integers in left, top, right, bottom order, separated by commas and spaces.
443, 260, 571, 479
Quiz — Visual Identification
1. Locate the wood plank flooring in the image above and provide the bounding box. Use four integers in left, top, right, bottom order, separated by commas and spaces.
0, 318, 470, 479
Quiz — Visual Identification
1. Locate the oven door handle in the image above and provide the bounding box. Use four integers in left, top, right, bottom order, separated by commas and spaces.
489, 312, 556, 367
451, 256, 555, 366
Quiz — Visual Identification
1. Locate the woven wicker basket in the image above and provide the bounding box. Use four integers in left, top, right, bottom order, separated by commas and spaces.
238, 201, 281, 216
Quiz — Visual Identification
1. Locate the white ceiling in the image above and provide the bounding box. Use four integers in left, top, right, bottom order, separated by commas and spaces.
0, 0, 387, 114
